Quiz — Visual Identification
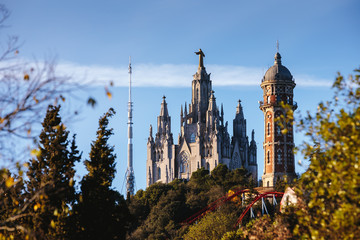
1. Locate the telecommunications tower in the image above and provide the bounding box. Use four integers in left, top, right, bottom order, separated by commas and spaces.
126, 56, 135, 197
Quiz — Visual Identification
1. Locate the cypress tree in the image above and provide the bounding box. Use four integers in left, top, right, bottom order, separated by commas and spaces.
26, 105, 80, 239
74, 108, 129, 240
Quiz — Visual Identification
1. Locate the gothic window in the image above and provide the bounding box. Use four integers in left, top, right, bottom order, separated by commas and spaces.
158, 167, 161, 180
179, 151, 189, 173
190, 133, 196, 143
277, 150, 282, 164
288, 149, 293, 165
267, 181, 270, 187
276, 124, 281, 135
206, 162, 210, 170
267, 123, 271, 136
215, 160, 217, 167
197, 161, 200, 169
267, 151, 270, 164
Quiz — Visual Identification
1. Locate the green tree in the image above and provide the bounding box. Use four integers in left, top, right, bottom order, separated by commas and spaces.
130, 182, 188, 240
184, 206, 238, 240
74, 108, 129, 240
293, 67, 360, 239
25, 105, 80, 239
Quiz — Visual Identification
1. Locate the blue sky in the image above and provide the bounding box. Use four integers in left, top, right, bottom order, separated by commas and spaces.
2, 0, 359, 193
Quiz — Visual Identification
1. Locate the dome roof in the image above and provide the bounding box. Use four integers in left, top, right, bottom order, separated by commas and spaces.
263, 52, 293, 82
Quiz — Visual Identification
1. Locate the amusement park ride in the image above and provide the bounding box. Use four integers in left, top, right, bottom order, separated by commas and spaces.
181, 187, 285, 228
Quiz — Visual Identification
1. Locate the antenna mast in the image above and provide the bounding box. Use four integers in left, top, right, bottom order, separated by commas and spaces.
126, 56, 135, 197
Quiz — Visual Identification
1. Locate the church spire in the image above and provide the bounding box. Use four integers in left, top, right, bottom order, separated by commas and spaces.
236, 99, 244, 119
157, 95, 171, 136
160, 95, 169, 117
208, 91, 216, 112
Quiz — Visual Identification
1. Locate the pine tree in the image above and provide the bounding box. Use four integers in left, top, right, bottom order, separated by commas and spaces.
25, 105, 80, 240
74, 108, 129, 240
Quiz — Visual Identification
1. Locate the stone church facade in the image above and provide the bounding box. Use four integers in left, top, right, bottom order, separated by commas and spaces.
146, 50, 257, 187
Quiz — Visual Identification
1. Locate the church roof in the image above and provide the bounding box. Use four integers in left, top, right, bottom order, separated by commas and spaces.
263, 52, 293, 82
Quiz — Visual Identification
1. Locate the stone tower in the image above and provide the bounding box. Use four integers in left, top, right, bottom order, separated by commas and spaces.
260, 51, 297, 187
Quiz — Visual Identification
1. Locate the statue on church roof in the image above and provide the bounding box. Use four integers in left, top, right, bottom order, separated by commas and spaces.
195, 49, 205, 68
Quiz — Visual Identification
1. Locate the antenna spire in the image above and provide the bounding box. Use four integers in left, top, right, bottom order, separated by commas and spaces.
276, 40, 279, 53
126, 56, 135, 198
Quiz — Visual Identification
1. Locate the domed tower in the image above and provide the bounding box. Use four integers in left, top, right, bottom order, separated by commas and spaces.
259, 51, 297, 187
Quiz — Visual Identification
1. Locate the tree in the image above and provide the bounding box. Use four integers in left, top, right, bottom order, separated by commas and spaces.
24, 105, 80, 239
293, 67, 360, 239
74, 108, 129, 240
183, 206, 238, 240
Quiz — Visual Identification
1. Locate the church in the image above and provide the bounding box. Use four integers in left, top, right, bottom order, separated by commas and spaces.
146, 49, 258, 187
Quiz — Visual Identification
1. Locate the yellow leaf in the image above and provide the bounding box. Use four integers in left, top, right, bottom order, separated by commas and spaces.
69, 178, 74, 187
105, 87, 112, 100
50, 220, 56, 228
24, 74, 30, 81
33, 96, 39, 104
30, 149, 41, 157
34, 203, 41, 211
106, 91, 112, 99
27, 128, 31, 136
5, 177, 14, 188
60, 95, 65, 102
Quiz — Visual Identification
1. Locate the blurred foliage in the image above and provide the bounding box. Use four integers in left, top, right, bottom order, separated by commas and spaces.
293, 67, 360, 239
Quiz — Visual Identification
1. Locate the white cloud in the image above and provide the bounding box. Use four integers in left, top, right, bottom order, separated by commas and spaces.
56, 62, 333, 87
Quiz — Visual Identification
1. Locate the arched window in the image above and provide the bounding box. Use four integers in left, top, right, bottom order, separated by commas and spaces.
158, 167, 161, 179
215, 160, 217, 167
267, 151, 270, 164
267, 95, 270, 104
288, 149, 293, 164
206, 162, 210, 170
267, 123, 271, 136
276, 124, 281, 135
179, 151, 189, 173
277, 150, 282, 164
197, 161, 200, 169
267, 181, 270, 187
190, 133, 196, 143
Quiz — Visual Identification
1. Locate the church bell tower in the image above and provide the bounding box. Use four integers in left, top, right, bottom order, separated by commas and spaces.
260, 50, 297, 187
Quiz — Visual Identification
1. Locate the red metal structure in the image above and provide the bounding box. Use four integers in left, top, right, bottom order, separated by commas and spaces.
182, 189, 284, 227
235, 191, 284, 227
182, 189, 250, 225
